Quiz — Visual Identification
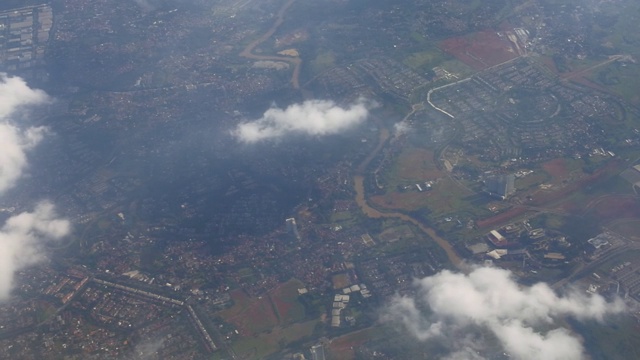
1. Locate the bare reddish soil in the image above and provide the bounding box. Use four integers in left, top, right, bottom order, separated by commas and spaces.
585, 195, 640, 222
476, 207, 528, 229
440, 30, 518, 70
542, 158, 570, 181
476, 161, 623, 229
221, 289, 278, 336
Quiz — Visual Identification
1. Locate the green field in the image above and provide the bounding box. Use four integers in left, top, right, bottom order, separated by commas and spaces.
221, 279, 318, 358
590, 62, 640, 105
403, 48, 448, 71
271, 279, 307, 324
330, 210, 359, 229
231, 320, 318, 359
607, 219, 640, 241
309, 50, 337, 75
515, 172, 550, 191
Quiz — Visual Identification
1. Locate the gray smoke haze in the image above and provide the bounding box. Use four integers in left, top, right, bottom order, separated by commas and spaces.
0, 202, 71, 300
0, 73, 51, 194
131, 0, 156, 12
128, 338, 165, 360
232, 98, 372, 143
384, 267, 625, 360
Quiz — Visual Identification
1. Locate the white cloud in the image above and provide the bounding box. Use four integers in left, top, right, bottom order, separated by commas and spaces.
393, 121, 411, 136
131, 0, 155, 12
0, 73, 51, 194
0, 73, 49, 119
0, 74, 68, 301
0, 124, 49, 194
232, 98, 372, 143
0, 202, 70, 300
385, 267, 625, 360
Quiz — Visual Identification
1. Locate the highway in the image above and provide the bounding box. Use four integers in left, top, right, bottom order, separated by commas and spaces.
551, 241, 640, 291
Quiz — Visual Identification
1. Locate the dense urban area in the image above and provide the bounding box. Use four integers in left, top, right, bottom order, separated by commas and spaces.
2, 0, 640, 359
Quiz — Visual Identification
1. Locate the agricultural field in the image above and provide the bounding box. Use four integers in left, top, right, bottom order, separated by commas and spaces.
403, 47, 448, 72
607, 219, 640, 242
219, 289, 279, 336
583, 195, 640, 225
541, 158, 585, 184
371, 176, 472, 216
374, 146, 475, 216
219, 279, 319, 358
219, 279, 308, 335
382, 147, 444, 187
590, 62, 640, 106
325, 327, 389, 360
230, 320, 318, 359
270, 279, 308, 325
440, 30, 518, 70
515, 171, 550, 191
330, 210, 359, 229
309, 50, 337, 75
377, 224, 415, 243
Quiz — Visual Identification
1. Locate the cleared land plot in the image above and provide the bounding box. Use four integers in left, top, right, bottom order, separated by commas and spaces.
332, 273, 351, 290
515, 172, 550, 191
440, 30, 518, 70
219, 279, 307, 336
590, 62, 640, 106
608, 219, 640, 242
377, 225, 415, 242
584, 195, 640, 224
383, 147, 445, 187
541, 158, 584, 184
374, 147, 472, 214
326, 327, 388, 360
219, 289, 279, 336
221, 280, 315, 358
270, 279, 307, 325
403, 48, 448, 71
371, 177, 472, 216
230, 320, 318, 359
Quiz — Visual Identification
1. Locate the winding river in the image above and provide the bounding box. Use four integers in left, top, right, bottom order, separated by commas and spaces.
352, 125, 462, 267
243, 0, 461, 266
239, 0, 302, 89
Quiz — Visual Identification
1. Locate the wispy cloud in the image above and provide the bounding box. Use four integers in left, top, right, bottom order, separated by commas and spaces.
0, 74, 70, 301
232, 98, 372, 143
128, 338, 165, 359
0, 202, 71, 300
0, 73, 49, 119
0, 124, 48, 194
131, 0, 155, 12
384, 267, 625, 360
0, 73, 51, 194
